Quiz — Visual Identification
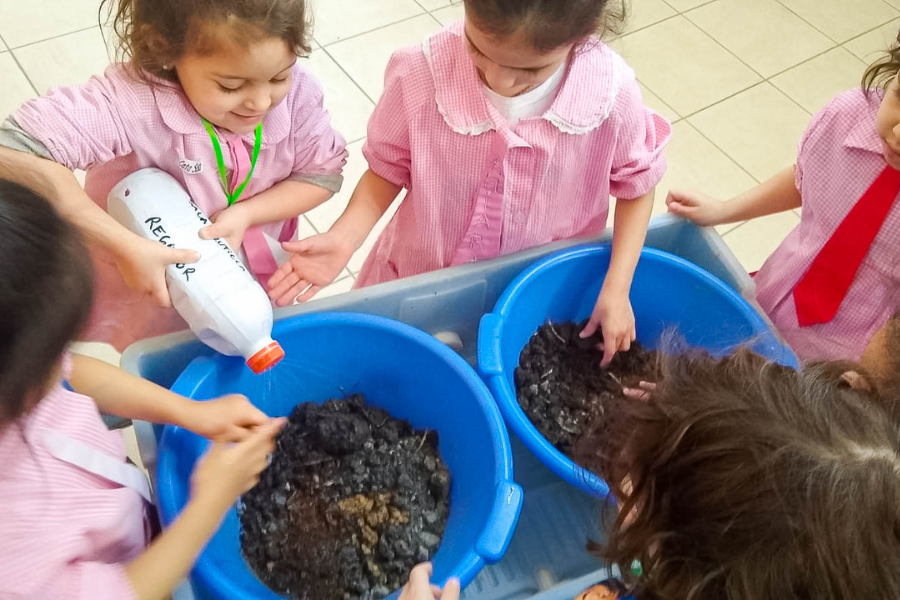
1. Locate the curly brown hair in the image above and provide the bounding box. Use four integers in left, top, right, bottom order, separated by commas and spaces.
575, 348, 900, 600
862, 27, 900, 91
101, 0, 312, 83
463, 0, 626, 51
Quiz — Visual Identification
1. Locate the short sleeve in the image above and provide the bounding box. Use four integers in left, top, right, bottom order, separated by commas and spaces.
9, 69, 134, 171
794, 96, 838, 198
362, 52, 413, 189
608, 78, 672, 200
289, 68, 348, 192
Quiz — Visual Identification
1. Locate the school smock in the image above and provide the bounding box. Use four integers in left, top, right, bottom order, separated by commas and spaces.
354, 21, 671, 287
3, 63, 347, 351
0, 357, 150, 599
754, 89, 900, 361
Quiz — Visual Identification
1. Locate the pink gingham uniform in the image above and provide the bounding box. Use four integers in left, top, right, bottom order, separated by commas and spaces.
0, 357, 145, 599
11, 64, 346, 351
754, 89, 900, 361
355, 22, 670, 286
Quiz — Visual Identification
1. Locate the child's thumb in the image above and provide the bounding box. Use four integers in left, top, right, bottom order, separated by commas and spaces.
281, 238, 315, 254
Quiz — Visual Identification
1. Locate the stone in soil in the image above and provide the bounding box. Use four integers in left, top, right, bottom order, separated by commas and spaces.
239, 394, 450, 600
515, 321, 657, 458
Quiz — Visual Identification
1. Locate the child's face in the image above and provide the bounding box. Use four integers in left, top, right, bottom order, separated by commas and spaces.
464, 15, 572, 98
175, 30, 296, 135
876, 73, 900, 171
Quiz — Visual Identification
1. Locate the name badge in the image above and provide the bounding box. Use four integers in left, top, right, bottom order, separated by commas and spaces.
179, 159, 203, 175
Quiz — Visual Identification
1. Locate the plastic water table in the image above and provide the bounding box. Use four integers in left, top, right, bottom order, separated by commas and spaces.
122, 216, 792, 600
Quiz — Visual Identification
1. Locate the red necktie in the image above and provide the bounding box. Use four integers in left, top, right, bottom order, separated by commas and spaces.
793, 165, 900, 327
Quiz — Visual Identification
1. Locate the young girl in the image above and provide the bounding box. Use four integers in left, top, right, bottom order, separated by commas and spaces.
665, 30, 900, 363
578, 348, 900, 599
269, 0, 671, 365
0, 0, 346, 352
0, 180, 285, 599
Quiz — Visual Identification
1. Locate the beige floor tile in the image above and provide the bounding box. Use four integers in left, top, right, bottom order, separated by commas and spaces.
771, 47, 867, 114
306, 139, 367, 232
640, 83, 680, 122
328, 15, 443, 100
610, 16, 760, 116
623, 0, 677, 34
297, 214, 318, 239
418, 0, 458, 11
0, 0, 100, 48
776, 0, 898, 43
656, 122, 757, 230
71, 341, 122, 365
316, 275, 357, 299
14, 27, 111, 94
844, 18, 900, 61
302, 50, 375, 142
432, 3, 465, 26
664, 0, 714, 12
686, 0, 833, 77
688, 83, 809, 182
0, 53, 35, 119
311, 0, 424, 45
720, 211, 800, 271
122, 426, 146, 471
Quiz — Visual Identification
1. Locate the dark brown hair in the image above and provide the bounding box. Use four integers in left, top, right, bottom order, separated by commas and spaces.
862, 27, 900, 91
463, 0, 626, 51
101, 0, 312, 82
0, 181, 94, 428
576, 349, 900, 600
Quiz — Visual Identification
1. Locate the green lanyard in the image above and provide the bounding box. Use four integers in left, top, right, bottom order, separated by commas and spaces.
201, 118, 263, 207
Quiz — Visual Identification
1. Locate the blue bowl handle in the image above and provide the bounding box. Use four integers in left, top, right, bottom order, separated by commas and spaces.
475, 481, 523, 562
477, 313, 504, 377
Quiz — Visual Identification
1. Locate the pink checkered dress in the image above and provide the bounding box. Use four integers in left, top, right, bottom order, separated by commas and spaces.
754, 88, 900, 361
354, 21, 671, 287
11, 64, 346, 351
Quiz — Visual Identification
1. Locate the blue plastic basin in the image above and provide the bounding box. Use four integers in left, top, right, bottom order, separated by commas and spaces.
478, 245, 798, 499
157, 312, 523, 599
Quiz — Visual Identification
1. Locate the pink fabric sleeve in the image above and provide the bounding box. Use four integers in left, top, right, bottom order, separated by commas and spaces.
362, 52, 414, 189
290, 69, 348, 178
10, 72, 133, 171
794, 97, 838, 197
22, 561, 139, 600
608, 78, 672, 200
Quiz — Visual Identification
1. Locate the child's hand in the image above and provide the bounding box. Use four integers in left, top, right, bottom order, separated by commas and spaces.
200, 204, 252, 251
582, 288, 636, 367
399, 563, 461, 600
184, 394, 270, 442
267, 232, 355, 306
190, 417, 286, 513
114, 236, 199, 307
665, 190, 731, 227
622, 381, 656, 401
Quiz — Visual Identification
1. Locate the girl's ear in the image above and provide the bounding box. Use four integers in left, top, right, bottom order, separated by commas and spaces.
841, 370, 873, 391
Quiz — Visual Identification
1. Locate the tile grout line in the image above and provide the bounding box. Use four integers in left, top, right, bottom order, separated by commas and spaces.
318, 45, 378, 105
1, 34, 40, 97
319, 12, 427, 50
6, 24, 99, 52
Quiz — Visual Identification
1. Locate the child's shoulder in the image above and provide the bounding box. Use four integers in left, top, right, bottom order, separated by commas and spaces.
802, 88, 878, 144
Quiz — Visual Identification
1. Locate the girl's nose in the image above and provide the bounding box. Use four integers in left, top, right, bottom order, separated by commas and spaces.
245, 89, 271, 113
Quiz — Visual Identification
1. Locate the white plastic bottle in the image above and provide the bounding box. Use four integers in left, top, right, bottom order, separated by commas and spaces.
108, 168, 284, 374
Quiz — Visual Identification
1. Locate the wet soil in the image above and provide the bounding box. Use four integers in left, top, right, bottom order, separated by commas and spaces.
515, 321, 657, 458
240, 394, 451, 600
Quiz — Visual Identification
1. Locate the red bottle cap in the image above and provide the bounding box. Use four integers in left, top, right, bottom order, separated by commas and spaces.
247, 341, 285, 374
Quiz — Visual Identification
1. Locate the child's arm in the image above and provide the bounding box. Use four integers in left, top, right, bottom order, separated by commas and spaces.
125, 418, 285, 600
582, 189, 655, 366
69, 354, 268, 442
0, 149, 197, 309
198, 180, 334, 251
666, 166, 801, 226
267, 169, 402, 306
